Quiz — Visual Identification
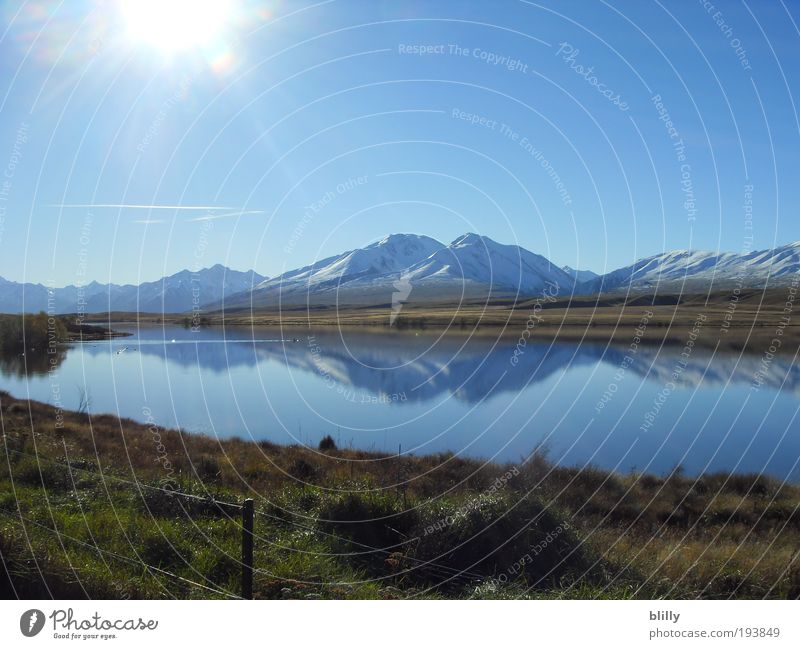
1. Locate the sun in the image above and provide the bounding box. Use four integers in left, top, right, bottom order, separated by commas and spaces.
119, 0, 233, 54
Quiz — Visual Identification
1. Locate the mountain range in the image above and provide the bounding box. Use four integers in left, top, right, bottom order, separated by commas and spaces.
0, 265, 265, 314
0, 234, 798, 314
218, 234, 800, 311
225, 233, 577, 310
582, 242, 800, 293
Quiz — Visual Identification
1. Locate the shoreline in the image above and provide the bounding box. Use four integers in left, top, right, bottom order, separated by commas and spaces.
43, 287, 799, 355
65, 322, 133, 342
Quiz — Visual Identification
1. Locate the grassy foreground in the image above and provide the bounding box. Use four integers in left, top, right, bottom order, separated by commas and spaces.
1, 391, 799, 600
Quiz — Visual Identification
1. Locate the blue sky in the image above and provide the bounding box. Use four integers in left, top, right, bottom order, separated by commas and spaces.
1, 0, 799, 285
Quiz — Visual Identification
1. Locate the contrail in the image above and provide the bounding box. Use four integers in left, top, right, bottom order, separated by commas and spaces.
48, 204, 235, 210
185, 210, 263, 222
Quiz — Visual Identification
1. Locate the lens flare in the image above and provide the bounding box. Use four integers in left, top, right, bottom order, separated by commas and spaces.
119, 0, 233, 53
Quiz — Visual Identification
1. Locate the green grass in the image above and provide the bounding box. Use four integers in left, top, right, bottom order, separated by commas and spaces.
1, 391, 799, 599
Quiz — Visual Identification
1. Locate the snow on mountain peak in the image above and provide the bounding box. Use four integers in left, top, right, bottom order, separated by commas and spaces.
403, 233, 573, 294
450, 232, 486, 248
252, 234, 445, 295
367, 233, 445, 259
590, 242, 800, 292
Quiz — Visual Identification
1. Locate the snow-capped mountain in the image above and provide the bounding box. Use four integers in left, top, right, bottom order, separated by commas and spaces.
585, 241, 800, 293
0, 265, 265, 314
562, 265, 599, 283
222, 233, 575, 310
252, 233, 444, 296
224, 235, 800, 311
403, 233, 573, 294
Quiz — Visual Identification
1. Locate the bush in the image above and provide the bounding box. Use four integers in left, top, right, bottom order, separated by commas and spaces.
297, 490, 320, 512
12, 458, 71, 491
288, 458, 316, 481
318, 435, 337, 452
4, 402, 28, 415
193, 456, 221, 483
412, 494, 595, 589
0, 313, 67, 352
320, 492, 418, 551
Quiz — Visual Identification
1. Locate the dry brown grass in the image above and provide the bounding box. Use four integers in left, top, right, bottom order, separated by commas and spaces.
193, 288, 800, 354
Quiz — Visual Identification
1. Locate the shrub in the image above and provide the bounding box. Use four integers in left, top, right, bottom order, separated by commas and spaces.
5, 402, 28, 415
412, 494, 595, 589
0, 313, 67, 352
12, 458, 71, 491
288, 458, 316, 481
319, 492, 418, 551
297, 490, 320, 512
193, 456, 221, 483
318, 435, 337, 452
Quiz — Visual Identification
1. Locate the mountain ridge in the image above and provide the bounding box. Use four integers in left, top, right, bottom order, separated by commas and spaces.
219, 233, 574, 310
586, 240, 800, 293
0, 265, 266, 314
2, 236, 799, 314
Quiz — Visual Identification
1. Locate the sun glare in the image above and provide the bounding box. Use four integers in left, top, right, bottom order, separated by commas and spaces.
119, 0, 232, 53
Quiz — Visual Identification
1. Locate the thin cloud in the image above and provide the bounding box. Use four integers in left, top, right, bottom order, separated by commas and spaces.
185, 210, 264, 222
49, 203, 235, 210
132, 219, 166, 224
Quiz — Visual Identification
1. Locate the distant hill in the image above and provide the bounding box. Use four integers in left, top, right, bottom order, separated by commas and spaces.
561, 265, 599, 284
0, 265, 265, 314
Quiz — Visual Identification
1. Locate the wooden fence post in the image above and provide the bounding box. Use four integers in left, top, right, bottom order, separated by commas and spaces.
241, 498, 254, 599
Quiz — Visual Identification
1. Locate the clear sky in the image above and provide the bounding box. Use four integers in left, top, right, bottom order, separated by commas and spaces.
1, 0, 799, 285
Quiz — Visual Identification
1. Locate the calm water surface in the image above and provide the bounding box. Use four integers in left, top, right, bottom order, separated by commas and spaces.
1, 324, 798, 480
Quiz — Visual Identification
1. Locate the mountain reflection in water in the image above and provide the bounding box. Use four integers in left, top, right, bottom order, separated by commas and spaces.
0, 325, 797, 480
73, 328, 800, 404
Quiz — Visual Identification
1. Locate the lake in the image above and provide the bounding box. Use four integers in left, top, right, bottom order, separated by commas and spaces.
1, 323, 799, 481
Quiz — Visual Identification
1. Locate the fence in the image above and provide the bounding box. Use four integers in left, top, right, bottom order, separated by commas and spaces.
0, 448, 483, 598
